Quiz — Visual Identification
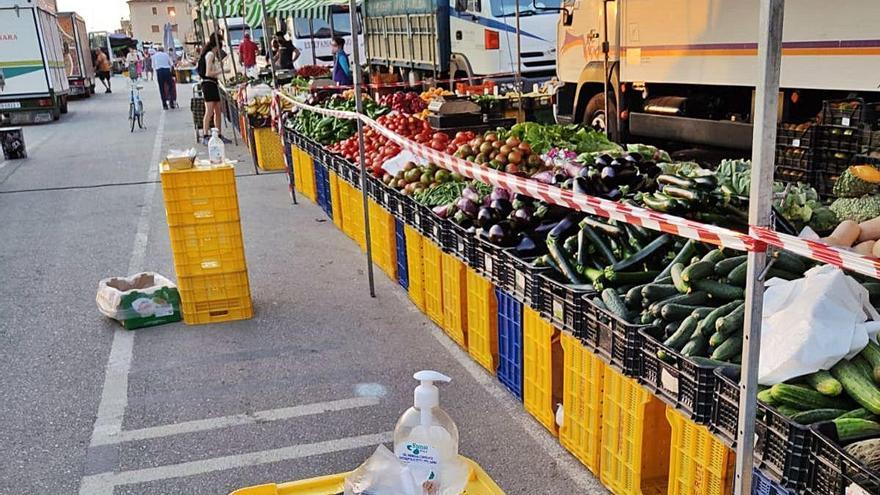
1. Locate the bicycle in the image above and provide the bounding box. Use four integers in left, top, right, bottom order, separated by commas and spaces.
128, 82, 145, 132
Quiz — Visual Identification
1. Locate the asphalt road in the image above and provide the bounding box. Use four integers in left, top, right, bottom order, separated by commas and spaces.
0, 78, 608, 494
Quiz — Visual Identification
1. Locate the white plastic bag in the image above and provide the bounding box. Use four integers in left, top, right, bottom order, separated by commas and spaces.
759, 265, 880, 385
344, 445, 420, 495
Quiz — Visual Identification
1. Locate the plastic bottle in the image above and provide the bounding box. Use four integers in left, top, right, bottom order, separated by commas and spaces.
207, 128, 224, 165
393, 370, 468, 495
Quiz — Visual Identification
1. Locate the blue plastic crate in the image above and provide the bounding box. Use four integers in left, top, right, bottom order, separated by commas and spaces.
395, 219, 409, 289
496, 289, 523, 400
753, 468, 794, 495
313, 160, 332, 219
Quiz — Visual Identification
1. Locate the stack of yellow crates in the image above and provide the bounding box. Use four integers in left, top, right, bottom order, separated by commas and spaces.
160, 163, 253, 325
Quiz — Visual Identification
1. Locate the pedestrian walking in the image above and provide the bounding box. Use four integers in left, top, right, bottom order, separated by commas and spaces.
238, 31, 258, 74
126, 47, 139, 80
152, 47, 175, 110
273, 31, 299, 70
143, 49, 154, 81
95, 48, 112, 93
197, 33, 230, 145
331, 37, 352, 86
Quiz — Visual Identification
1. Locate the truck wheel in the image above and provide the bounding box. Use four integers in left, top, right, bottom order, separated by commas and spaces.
584, 93, 618, 141
59, 96, 69, 114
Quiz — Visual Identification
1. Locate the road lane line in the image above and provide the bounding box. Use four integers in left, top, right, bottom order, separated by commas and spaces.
92, 396, 381, 446
88, 110, 166, 448
79, 431, 392, 493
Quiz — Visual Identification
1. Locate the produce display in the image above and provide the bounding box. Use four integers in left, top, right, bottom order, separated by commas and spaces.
296, 65, 331, 79
453, 131, 545, 175
379, 91, 428, 115
288, 94, 388, 145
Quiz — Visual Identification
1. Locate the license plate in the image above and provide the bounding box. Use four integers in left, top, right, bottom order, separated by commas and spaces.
0, 102, 21, 110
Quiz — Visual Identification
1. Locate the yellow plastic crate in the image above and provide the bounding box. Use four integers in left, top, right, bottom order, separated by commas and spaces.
168, 221, 247, 277
340, 181, 366, 251
368, 200, 397, 281
328, 170, 344, 230
559, 332, 605, 475
253, 127, 286, 171
291, 146, 304, 193
666, 407, 735, 495
298, 149, 317, 202
178, 270, 253, 325
160, 163, 241, 227
405, 225, 426, 312
441, 252, 468, 348
600, 367, 671, 495
229, 457, 504, 495
466, 268, 497, 374
522, 308, 563, 435
422, 238, 444, 326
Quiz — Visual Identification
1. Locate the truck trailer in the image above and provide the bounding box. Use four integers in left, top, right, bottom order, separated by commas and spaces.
58, 11, 95, 98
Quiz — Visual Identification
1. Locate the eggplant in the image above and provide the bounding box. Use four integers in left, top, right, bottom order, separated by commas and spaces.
488, 222, 511, 245
511, 207, 533, 226
515, 235, 541, 256
490, 198, 513, 218
531, 170, 555, 184
490, 188, 511, 202
610, 158, 624, 168
605, 188, 622, 201
452, 210, 472, 227
476, 207, 497, 228
432, 204, 451, 219
534, 220, 559, 236
615, 167, 640, 185
561, 178, 574, 190
595, 154, 614, 167
554, 173, 568, 185
624, 152, 642, 163
461, 186, 481, 204
457, 197, 478, 217
573, 177, 591, 196
548, 213, 581, 240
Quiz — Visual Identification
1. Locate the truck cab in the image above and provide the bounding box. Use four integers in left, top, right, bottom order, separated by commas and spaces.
288, 6, 364, 69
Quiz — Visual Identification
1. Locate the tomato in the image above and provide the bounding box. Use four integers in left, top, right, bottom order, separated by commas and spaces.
432, 132, 448, 142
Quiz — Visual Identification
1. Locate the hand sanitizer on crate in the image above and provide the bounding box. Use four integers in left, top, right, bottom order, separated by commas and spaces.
207, 128, 224, 165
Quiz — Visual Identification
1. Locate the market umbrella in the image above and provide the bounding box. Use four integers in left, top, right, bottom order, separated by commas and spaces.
164, 22, 177, 62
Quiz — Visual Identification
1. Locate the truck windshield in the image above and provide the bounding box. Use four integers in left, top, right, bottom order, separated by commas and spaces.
293, 12, 361, 39
490, 0, 561, 17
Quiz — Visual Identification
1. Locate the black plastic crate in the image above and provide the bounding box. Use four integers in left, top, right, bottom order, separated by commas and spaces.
809, 422, 880, 495
500, 251, 549, 310
639, 326, 719, 424
444, 221, 477, 267
473, 237, 509, 287
389, 188, 409, 222
822, 98, 872, 127
815, 149, 856, 176
815, 172, 841, 199
364, 175, 383, 205
536, 271, 594, 337
583, 296, 648, 377
816, 125, 862, 154
712, 367, 814, 491
777, 123, 815, 149
405, 201, 438, 242
775, 146, 815, 173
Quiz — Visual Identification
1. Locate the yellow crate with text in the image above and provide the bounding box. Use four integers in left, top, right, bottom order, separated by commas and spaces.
440, 252, 468, 348
466, 268, 497, 374
421, 238, 444, 326
404, 225, 426, 312
666, 407, 735, 495
298, 148, 317, 202
160, 163, 241, 227
559, 332, 605, 475
600, 367, 671, 495
291, 146, 304, 193
253, 127, 286, 171
340, 181, 366, 251
328, 170, 344, 230
168, 221, 247, 277
178, 270, 253, 325
522, 307, 563, 435
367, 199, 397, 280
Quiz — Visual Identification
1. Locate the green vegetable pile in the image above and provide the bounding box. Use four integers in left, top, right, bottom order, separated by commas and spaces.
290, 96, 388, 145
501, 123, 620, 155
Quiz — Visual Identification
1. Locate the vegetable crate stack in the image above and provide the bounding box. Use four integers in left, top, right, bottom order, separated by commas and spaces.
160, 163, 253, 325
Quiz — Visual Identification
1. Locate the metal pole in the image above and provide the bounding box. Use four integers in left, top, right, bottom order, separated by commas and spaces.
734, 1, 785, 494
220, 2, 239, 76
308, 18, 317, 65
350, 0, 376, 298
601, 0, 610, 137
260, 0, 277, 87
514, 0, 523, 122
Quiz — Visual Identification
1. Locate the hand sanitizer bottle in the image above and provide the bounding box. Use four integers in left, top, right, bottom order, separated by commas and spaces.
207, 128, 224, 165
393, 371, 468, 495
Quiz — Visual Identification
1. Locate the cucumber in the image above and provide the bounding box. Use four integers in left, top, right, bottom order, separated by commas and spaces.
833, 418, 880, 443
711, 335, 742, 361
715, 256, 747, 277
691, 279, 744, 301
716, 303, 746, 336
625, 284, 647, 309
790, 408, 848, 424
655, 240, 697, 281
604, 269, 661, 287
697, 300, 743, 337
691, 356, 740, 368
681, 261, 715, 283
650, 292, 710, 318
601, 289, 630, 321
806, 370, 844, 397
681, 333, 709, 357
854, 356, 876, 381
663, 315, 699, 351
671, 262, 689, 293
662, 303, 706, 322
701, 249, 726, 264
727, 262, 748, 287
640, 312, 655, 325
757, 388, 777, 405
641, 284, 679, 302
709, 331, 728, 348
831, 359, 880, 414
776, 405, 801, 417
774, 251, 807, 275
770, 383, 848, 410
838, 408, 880, 421
691, 307, 714, 319
664, 320, 684, 338
859, 340, 880, 383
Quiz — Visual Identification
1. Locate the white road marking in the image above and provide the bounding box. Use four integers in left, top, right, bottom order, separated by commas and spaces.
91, 396, 381, 446
79, 431, 393, 494
88, 110, 165, 449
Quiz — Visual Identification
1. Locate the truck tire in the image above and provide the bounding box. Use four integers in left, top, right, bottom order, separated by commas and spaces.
584, 92, 618, 141
59, 96, 69, 114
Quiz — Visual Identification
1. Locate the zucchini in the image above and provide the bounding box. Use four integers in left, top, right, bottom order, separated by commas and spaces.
859, 340, 880, 383
770, 383, 847, 410
833, 418, 880, 443
663, 184, 702, 202
697, 300, 743, 337
691, 307, 714, 319
701, 249, 726, 264
790, 408, 848, 424
691, 356, 740, 368
715, 256, 747, 277
625, 284, 648, 309
664, 320, 684, 337
601, 289, 630, 321
662, 302, 708, 321
832, 359, 880, 414
757, 388, 777, 405
839, 408, 880, 421
691, 279, 745, 301
806, 371, 844, 397
563, 235, 579, 255
649, 292, 710, 317
547, 237, 583, 284
727, 262, 748, 287
582, 224, 617, 265
715, 303, 746, 336
580, 216, 623, 237
577, 228, 590, 267
681, 333, 709, 357
671, 262, 689, 293
611, 234, 671, 272
642, 192, 678, 213
711, 335, 742, 361
691, 175, 718, 190
681, 261, 715, 283
663, 315, 699, 351
709, 330, 729, 348
656, 174, 695, 188
656, 240, 697, 281
604, 269, 661, 287
642, 284, 679, 303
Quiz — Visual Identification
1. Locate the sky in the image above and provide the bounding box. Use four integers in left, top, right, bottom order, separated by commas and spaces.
56, 0, 130, 33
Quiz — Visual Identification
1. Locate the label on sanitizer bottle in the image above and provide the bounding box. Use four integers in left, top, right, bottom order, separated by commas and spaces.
399, 442, 441, 494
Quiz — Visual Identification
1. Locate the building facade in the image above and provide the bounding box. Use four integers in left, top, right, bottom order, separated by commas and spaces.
127, 0, 194, 45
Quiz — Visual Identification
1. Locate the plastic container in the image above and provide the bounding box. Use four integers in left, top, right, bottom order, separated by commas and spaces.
440, 252, 468, 348
177, 270, 253, 325
815, 126, 861, 154
96, 272, 182, 330
340, 181, 367, 251
666, 407, 735, 495
253, 127, 286, 171
298, 147, 318, 202
313, 159, 332, 219
422, 238, 445, 327
474, 237, 508, 287
328, 170, 345, 230
537, 271, 594, 338
227, 457, 503, 495
404, 225, 426, 312
522, 307, 562, 435
465, 268, 497, 375
810, 421, 880, 495
600, 367, 671, 495
160, 163, 241, 227
776, 123, 814, 149
290, 145, 304, 193
444, 221, 477, 267
821, 98, 870, 127
559, 332, 605, 475
500, 251, 548, 311
496, 289, 524, 400
368, 200, 397, 281
395, 219, 409, 289
752, 467, 794, 495
168, 220, 247, 278
584, 296, 648, 378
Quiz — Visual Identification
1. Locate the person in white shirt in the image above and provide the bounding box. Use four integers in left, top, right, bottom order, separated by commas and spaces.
152, 47, 175, 109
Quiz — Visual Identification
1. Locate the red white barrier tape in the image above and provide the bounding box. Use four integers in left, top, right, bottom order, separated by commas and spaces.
752, 226, 880, 278
277, 92, 360, 120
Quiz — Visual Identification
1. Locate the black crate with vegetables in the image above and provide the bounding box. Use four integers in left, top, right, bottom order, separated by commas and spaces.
584, 295, 649, 378
501, 250, 549, 310
811, 421, 880, 495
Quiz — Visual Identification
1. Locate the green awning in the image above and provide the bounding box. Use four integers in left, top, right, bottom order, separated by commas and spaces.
202, 0, 350, 29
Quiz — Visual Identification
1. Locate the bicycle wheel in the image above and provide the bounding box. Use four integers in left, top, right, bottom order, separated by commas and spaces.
129, 103, 135, 132
137, 101, 145, 129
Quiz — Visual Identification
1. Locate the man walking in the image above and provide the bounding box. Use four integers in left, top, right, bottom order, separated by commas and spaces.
238, 31, 258, 75
152, 47, 175, 110
95, 48, 112, 93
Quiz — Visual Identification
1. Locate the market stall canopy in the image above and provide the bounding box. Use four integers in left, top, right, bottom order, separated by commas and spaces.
201, 0, 350, 30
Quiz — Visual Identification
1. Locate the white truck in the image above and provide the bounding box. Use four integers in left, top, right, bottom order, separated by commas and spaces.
0, 0, 70, 124
554, 0, 880, 149
364, 0, 559, 83
286, 5, 364, 70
